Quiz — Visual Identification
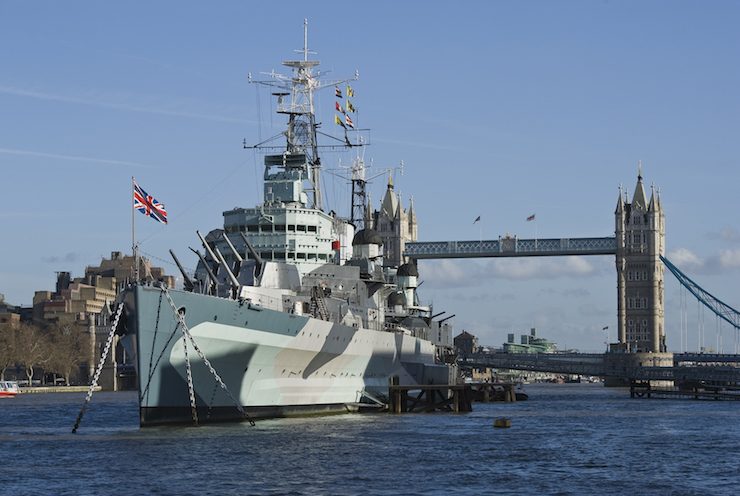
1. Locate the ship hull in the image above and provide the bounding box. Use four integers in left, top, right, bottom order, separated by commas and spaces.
122, 285, 449, 425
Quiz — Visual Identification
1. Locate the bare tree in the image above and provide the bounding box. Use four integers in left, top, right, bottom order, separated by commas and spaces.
47, 322, 92, 385
0, 323, 18, 380
15, 323, 51, 386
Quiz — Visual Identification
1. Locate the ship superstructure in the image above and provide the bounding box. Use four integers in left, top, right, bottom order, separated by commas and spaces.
120, 21, 455, 426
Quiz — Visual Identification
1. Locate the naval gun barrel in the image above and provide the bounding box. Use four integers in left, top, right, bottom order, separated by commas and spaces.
196, 230, 219, 264
223, 234, 243, 263
438, 314, 456, 324
214, 246, 240, 296
239, 232, 264, 277
189, 247, 218, 294
169, 249, 195, 292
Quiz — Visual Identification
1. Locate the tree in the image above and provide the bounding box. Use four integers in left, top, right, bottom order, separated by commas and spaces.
0, 323, 18, 380
47, 322, 92, 385
15, 323, 51, 386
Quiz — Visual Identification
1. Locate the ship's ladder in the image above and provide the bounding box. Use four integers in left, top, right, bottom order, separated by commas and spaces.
311, 285, 331, 321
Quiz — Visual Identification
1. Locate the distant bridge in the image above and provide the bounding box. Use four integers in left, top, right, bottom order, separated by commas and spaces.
404, 236, 616, 259
458, 352, 740, 384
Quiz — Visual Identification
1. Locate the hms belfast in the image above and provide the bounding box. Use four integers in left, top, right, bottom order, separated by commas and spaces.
119, 21, 456, 426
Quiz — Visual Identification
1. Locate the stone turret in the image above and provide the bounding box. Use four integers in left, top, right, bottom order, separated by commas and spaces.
615, 165, 666, 352
370, 174, 418, 268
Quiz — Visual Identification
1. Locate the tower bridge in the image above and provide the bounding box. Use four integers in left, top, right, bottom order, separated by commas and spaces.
402, 169, 740, 385
405, 168, 667, 354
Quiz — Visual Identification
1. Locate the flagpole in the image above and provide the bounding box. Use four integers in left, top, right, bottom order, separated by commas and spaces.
132, 176, 137, 280
132, 176, 135, 255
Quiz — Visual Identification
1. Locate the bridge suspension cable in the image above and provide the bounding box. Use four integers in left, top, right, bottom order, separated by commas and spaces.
661, 255, 740, 337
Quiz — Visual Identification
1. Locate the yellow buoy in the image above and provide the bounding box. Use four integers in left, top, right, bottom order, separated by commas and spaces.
494, 418, 511, 428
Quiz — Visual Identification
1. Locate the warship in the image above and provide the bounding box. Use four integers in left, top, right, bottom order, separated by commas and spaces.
119, 22, 456, 426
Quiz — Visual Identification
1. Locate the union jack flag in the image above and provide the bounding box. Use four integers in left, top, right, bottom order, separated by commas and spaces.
134, 181, 168, 224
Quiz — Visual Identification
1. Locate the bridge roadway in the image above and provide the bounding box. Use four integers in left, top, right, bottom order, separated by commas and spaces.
458, 352, 740, 384
404, 236, 617, 259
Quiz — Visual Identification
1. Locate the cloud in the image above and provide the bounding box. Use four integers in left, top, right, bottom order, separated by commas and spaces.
0, 85, 250, 124
708, 226, 740, 244
420, 259, 485, 289
717, 249, 740, 269
578, 303, 610, 317
485, 256, 600, 280
42, 253, 80, 264
564, 288, 591, 298
0, 148, 155, 169
420, 256, 604, 289
666, 247, 740, 274
668, 247, 704, 271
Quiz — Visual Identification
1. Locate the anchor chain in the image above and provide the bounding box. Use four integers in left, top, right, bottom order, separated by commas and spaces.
161, 286, 255, 426
72, 286, 129, 433
139, 321, 180, 402
143, 290, 164, 406
182, 329, 199, 426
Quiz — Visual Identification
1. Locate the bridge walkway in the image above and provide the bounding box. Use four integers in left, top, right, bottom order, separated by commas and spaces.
458, 352, 740, 385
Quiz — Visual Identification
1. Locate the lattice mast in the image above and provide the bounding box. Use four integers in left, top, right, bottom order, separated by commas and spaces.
247, 19, 357, 212
340, 153, 402, 231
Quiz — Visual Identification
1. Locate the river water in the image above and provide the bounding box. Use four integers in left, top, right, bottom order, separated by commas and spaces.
1, 383, 737, 495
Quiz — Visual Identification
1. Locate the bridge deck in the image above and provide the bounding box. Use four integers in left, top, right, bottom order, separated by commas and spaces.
459, 352, 740, 384
404, 237, 617, 259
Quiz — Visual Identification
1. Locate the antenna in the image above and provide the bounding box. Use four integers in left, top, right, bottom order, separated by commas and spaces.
295, 18, 315, 62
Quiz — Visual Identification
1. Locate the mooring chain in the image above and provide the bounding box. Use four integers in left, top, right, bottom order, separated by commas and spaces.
206, 382, 219, 420
161, 287, 255, 426
143, 290, 164, 405
72, 287, 129, 433
139, 321, 180, 402
181, 329, 199, 426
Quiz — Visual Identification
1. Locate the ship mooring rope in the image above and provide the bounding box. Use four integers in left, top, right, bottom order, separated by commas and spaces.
161, 286, 256, 426
72, 286, 129, 433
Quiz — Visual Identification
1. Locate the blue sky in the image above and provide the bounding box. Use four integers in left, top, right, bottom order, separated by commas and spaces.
1, 1, 738, 352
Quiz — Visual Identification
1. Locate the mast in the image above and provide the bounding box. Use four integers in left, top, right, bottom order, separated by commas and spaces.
350, 155, 368, 230
247, 19, 357, 212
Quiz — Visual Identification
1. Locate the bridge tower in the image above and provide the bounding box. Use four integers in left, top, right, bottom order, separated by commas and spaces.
615, 166, 666, 352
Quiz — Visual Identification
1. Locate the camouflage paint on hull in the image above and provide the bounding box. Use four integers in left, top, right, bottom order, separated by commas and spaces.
122, 285, 443, 425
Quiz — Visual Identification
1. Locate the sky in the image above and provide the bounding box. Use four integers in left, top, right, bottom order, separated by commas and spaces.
1, 1, 738, 353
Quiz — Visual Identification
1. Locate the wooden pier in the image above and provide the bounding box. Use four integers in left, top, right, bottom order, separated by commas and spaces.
388, 385, 473, 413
469, 383, 522, 403
386, 382, 523, 413
630, 380, 740, 400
